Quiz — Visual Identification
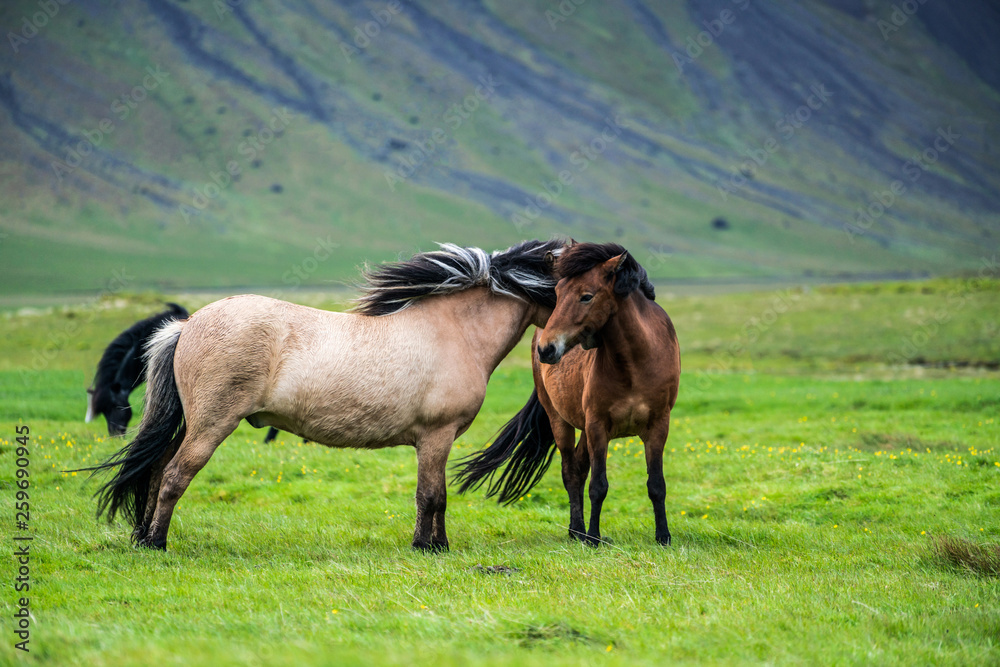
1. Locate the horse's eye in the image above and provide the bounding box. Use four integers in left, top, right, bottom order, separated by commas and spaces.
580, 294, 594, 303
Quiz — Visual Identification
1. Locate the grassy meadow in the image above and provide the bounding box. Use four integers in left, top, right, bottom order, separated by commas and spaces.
1, 278, 999, 665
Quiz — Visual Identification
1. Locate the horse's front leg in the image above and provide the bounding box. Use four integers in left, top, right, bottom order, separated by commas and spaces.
553, 420, 588, 541
584, 421, 611, 547
413, 428, 455, 552
642, 416, 672, 546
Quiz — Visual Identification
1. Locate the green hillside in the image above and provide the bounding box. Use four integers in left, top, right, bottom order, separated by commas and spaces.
1, 0, 998, 294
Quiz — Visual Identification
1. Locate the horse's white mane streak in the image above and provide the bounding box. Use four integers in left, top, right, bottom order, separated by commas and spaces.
354, 239, 564, 316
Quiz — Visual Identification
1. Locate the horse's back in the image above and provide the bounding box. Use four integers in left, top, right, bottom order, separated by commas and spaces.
174, 294, 367, 392
172, 294, 452, 448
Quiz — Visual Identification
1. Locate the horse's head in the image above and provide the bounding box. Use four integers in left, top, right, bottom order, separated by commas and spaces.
537, 250, 634, 364
87, 385, 132, 436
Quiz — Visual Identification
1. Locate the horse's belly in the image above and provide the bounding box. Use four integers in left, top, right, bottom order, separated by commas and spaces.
248, 404, 417, 449
304, 416, 415, 449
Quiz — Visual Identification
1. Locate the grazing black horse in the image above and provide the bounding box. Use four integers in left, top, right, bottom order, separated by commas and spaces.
86, 303, 189, 436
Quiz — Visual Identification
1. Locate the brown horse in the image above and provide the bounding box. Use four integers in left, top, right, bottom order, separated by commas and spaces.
84, 240, 565, 552
455, 242, 680, 546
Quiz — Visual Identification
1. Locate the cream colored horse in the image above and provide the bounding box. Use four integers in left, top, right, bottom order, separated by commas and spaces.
88, 240, 564, 551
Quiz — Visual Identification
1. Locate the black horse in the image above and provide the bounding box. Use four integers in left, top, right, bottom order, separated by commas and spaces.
86, 303, 189, 436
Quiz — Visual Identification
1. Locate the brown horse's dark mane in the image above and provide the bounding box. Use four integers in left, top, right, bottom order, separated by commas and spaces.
557, 242, 655, 300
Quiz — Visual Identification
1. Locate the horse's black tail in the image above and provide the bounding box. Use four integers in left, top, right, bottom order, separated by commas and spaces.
453, 390, 557, 504
80, 321, 186, 535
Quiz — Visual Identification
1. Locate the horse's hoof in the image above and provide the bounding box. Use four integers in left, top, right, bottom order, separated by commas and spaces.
656, 533, 672, 546
131, 524, 149, 543
412, 540, 448, 553
136, 536, 166, 551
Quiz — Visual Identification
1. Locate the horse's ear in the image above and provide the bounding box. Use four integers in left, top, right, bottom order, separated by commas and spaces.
610, 253, 641, 296
567, 238, 576, 247
603, 252, 628, 278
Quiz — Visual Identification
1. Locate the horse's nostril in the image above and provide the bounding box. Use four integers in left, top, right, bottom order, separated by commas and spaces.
538, 344, 559, 363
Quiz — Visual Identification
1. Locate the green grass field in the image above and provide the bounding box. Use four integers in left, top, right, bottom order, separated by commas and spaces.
1, 279, 998, 665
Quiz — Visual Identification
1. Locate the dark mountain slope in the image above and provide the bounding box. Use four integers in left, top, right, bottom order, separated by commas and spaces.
0, 0, 997, 294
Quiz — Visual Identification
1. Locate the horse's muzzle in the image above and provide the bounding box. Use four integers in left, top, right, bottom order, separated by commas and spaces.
537, 343, 563, 364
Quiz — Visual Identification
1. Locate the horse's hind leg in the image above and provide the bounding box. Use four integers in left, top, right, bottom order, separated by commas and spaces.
642, 416, 672, 546
140, 417, 240, 550
135, 437, 182, 543
413, 427, 455, 552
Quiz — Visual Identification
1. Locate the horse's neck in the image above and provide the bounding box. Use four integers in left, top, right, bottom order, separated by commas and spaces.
424, 288, 534, 375
600, 293, 655, 364
425, 287, 534, 377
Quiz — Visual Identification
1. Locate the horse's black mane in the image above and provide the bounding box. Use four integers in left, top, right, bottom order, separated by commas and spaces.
91, 303, 189, 395
354, 239, 566, 316
557, 242, 655, 300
